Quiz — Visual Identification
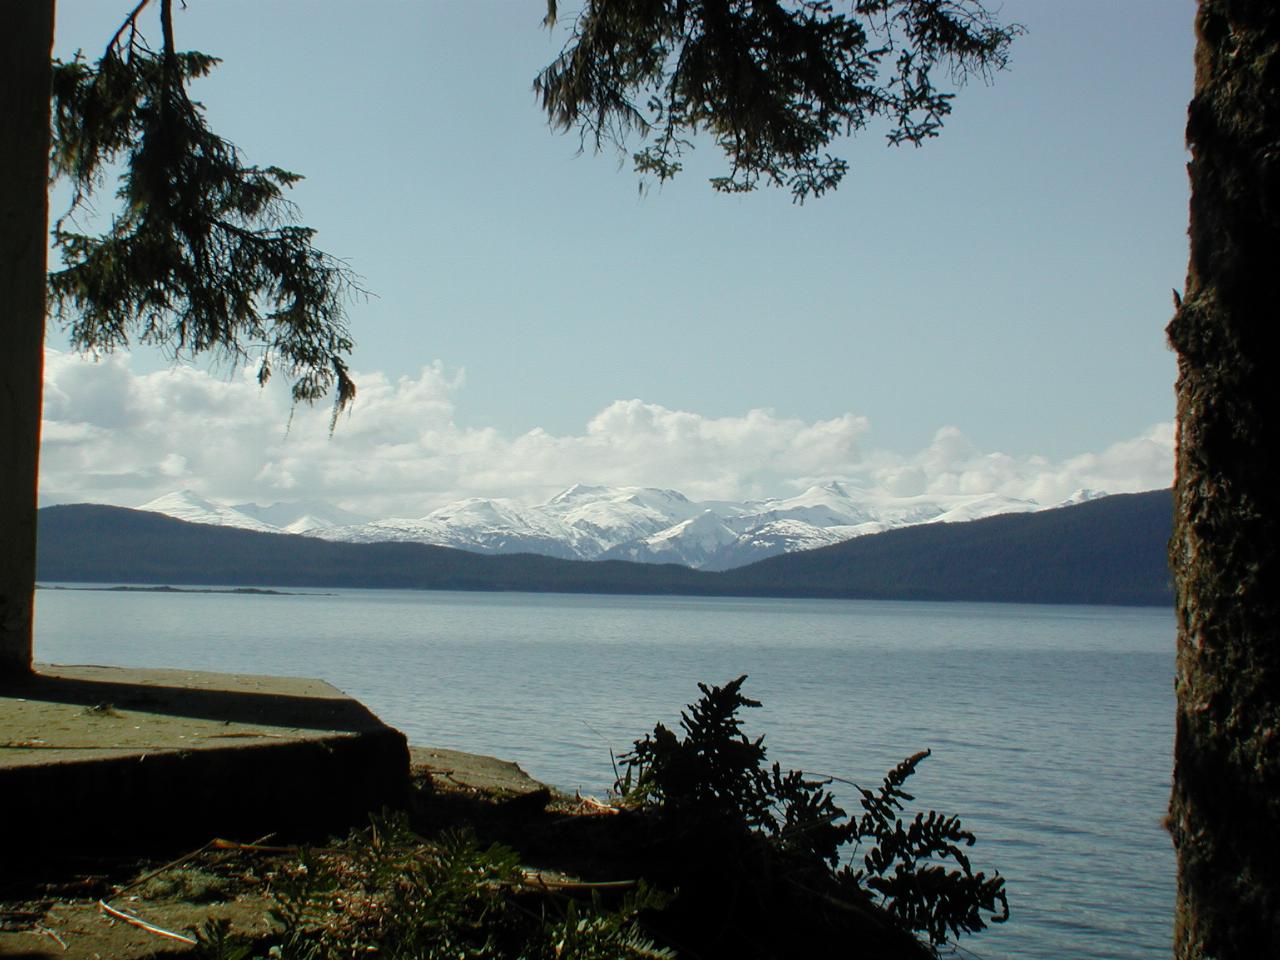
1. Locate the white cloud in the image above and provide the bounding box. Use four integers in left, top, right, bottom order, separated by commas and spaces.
38, 349, 1174, 515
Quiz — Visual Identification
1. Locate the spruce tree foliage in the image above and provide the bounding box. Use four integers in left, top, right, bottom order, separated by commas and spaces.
537, 0, 1022, 200
617, 676, 1008, 951
48, 0, 358, 422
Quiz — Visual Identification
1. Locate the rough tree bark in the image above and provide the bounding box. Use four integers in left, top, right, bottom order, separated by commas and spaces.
0, 1, 54, 677
1167, 2, 1280, 957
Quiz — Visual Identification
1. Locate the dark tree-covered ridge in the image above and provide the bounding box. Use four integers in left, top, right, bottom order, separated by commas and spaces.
36, 490, 1172, 606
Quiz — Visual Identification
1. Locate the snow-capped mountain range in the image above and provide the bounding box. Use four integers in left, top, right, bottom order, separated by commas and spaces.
135, 484, 1108, 571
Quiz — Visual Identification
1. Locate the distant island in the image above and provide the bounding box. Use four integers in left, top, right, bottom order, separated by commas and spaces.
36, 489, 1173, 607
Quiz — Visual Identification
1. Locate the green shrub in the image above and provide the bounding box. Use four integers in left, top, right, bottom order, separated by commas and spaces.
616, 675, 1009, 950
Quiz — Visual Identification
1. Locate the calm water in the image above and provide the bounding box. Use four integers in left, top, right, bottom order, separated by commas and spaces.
35, 587, 1175, 960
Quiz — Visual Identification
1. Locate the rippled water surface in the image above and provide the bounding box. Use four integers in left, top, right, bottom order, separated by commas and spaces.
36, 587, 1174, 959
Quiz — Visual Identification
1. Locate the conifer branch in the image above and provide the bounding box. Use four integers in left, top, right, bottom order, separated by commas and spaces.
49, 0, 360, 426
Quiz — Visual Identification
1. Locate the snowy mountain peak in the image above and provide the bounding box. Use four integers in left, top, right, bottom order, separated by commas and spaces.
282, 515, 342, 535
621, 487, 692, 509
142, 489, 217, 513
651, 510, 739, 547
600, 509, 740, 567
930, 494, 1039, 524
231, 499, 369, 531
139, 491, 371, 535
547, 483, 611, 505
1058, 488, 1108, 506
813, 479, 862, 498
139, 490, 278, 532
137, 482, 1057, 571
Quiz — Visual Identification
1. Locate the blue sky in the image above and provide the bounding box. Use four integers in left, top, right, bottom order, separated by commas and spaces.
42, 1, 1193, 515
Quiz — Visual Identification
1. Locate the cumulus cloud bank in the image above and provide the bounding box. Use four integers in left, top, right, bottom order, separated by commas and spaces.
39, 349, 1173, 516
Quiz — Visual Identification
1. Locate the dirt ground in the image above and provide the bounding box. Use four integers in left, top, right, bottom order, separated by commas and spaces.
0, 747, 588, 960
1, 858, 281, 960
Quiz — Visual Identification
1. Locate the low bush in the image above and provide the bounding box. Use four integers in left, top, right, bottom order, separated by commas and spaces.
615, 675, 1008, 954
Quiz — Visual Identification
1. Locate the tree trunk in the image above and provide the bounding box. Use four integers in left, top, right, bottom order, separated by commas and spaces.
0, 1, 54, 677
1167, 2, 1280, 956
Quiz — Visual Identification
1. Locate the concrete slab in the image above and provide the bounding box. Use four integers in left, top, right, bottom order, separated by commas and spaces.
409, 746, 550, 798
0, 741, 563, 960
0, 664, 410, 855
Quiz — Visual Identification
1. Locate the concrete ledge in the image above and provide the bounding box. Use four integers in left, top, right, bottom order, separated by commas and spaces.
0, 664, 410, 854
409, 745, 550, 797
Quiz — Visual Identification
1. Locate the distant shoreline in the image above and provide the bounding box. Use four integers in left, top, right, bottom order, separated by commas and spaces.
35, 583, 331, 597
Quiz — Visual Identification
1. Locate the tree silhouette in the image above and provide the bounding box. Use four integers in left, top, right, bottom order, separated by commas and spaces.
1, 0, 357, 676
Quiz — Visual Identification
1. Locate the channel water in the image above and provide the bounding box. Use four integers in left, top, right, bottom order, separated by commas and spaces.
35, 587, 1174, 959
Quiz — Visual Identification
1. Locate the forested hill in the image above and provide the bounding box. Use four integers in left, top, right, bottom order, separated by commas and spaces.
35, 503, 713, 595
36, 489, 1173, 606
727, 488, 1173, 606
